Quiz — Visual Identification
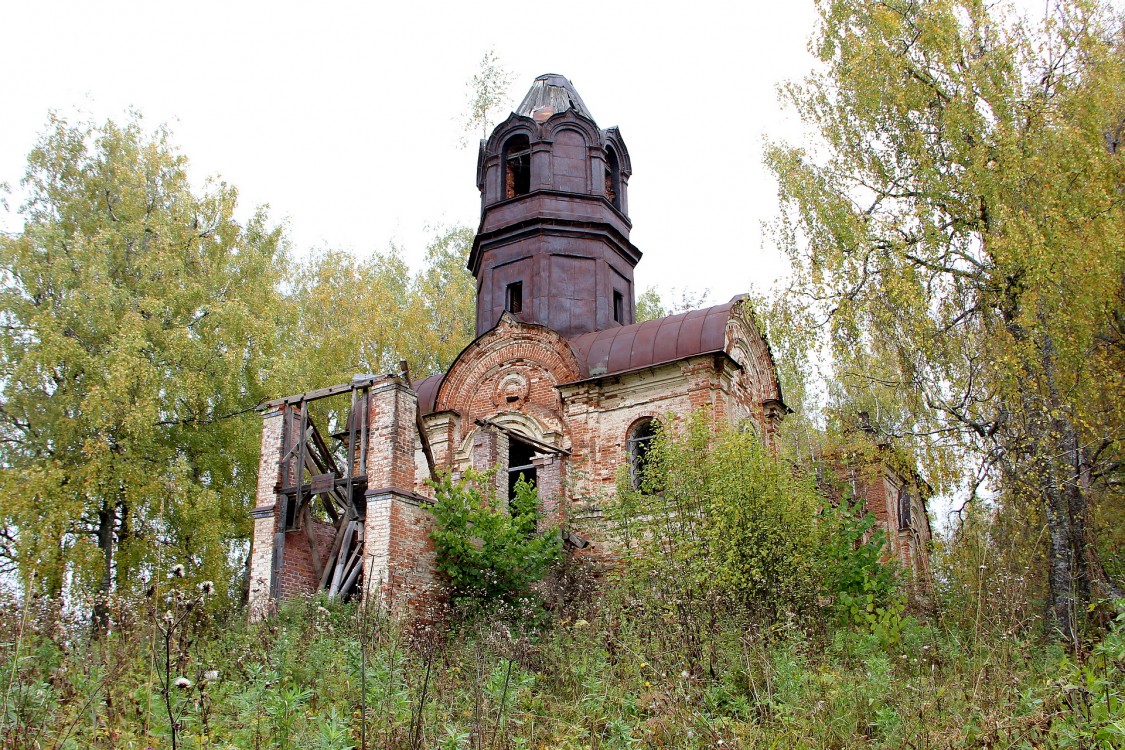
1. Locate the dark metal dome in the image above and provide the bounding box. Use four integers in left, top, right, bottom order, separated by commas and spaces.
514, 74, 595, 123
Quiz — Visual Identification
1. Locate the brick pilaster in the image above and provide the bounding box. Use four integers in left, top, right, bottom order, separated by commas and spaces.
472, 425, 509, 498
248, 407, 285, 621
532, 453, 564, 527
366, 378, 418, 493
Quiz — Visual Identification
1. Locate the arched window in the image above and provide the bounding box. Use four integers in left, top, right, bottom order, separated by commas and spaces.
627, 418, 659, 491
605, 146, 621, 209
504, 135, 531, 199
897, 486, 913, 530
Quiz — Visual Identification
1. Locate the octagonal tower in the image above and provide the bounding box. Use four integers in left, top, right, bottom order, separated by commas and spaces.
470, 74, 640, 339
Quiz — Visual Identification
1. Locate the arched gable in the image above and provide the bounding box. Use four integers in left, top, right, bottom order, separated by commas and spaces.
724, 298, 785, 408
543, 117, 601, 147
435, 314, 581, 437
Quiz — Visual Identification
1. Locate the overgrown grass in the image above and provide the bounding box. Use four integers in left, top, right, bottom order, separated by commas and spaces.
1, 580, 1120, 749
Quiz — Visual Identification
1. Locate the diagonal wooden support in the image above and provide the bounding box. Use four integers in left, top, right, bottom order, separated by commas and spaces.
319, 518, 353, 591
328, 520, 357, 597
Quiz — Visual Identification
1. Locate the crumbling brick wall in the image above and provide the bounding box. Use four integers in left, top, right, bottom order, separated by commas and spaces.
277, 519, 336, 600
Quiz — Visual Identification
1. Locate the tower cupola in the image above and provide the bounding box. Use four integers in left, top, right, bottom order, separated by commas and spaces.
469, 74, 640, 338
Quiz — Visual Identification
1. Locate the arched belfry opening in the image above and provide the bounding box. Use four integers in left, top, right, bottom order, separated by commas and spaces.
503, 134, 531, 198
470, 74, 640, 339
605, 146, 621, 210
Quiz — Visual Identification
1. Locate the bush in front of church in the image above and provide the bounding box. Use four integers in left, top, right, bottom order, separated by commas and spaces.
430, 469, 562, 616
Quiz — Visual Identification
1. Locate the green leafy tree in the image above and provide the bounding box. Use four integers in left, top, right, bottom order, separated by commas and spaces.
614, 414, 823, 626
768, 0, 1125, 641
633, 285, 711, 323
405, 225, 478, 373
277, 225, 476, 393
429, 470, 561, 611
275, 246, 413, 390
460, 48, 515, 146
0, 114, 285, 611
634, 287, 667, 323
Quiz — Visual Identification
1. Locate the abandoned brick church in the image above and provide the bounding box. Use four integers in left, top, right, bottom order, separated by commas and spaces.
248, 74, 931, 619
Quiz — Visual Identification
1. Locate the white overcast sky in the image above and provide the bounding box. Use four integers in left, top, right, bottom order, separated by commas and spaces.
0, 0, 823, 303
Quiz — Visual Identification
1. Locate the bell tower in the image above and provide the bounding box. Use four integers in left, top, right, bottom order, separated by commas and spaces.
469, 74, 640, 338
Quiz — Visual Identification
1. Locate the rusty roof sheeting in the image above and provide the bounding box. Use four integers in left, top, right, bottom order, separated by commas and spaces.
515, 74, 595, 123
568, 298, 742, 380
414, 373, 444, 416
415, 298, 754, 414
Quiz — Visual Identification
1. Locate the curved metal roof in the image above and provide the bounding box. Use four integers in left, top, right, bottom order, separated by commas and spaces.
567, 298, 742, 380
515, 74, 595, 123
414, 373, 443, 415
415, 298, 750, 414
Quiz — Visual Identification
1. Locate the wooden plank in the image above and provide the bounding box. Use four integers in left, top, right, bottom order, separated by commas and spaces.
296, 408, 309, 536
346, 387, 358, 505
337, 548, 364, 598
270, 493, 288, 599
319, 519, 353, 591
298, 424, 329, 475
358, 386, 368, 479
308, 422, 340, 477
311, 473, 335, 494
328, 521, 356, 597
342, 489, 359, 521
318, 493, 340, 524
475, 417, 571, 456
303, 451, 324, 479
328, 521, 357, 598
264, 377, 382, 409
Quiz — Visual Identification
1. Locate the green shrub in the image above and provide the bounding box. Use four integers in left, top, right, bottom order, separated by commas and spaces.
816, 497, 896, 603
815, 497, 904, 639
1047, 604, 1125, 747
430, 469, 562, 612
612, 412, 822, 625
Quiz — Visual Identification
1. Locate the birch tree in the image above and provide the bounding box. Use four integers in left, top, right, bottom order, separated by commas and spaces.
0, 115, 285, 617
768, 0, 1125, 641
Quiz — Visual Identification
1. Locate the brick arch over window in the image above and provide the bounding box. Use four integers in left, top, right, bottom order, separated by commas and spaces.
723, 299, 784, 408
435, 314, 581, 425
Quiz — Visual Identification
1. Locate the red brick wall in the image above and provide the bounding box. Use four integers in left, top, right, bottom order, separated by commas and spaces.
831, 458, 933, 587
436, 317, 578, 439
381, 496, 444, 621
278, 519, 336, 599
367, 379, 419, 494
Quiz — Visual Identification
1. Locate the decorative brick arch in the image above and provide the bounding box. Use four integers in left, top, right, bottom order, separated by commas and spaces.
436, 314, 582, 434
724, 299, 784, 407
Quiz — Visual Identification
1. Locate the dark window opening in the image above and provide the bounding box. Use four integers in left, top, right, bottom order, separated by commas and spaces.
605, 147, 621, 209
283, 495, 298, 531
508, 438, 538, 505
613, 289, 624, 324
898, 487, 912, 530
504, 135, 532, 198
627, 418, 659, 491
506, 281, 523, 314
